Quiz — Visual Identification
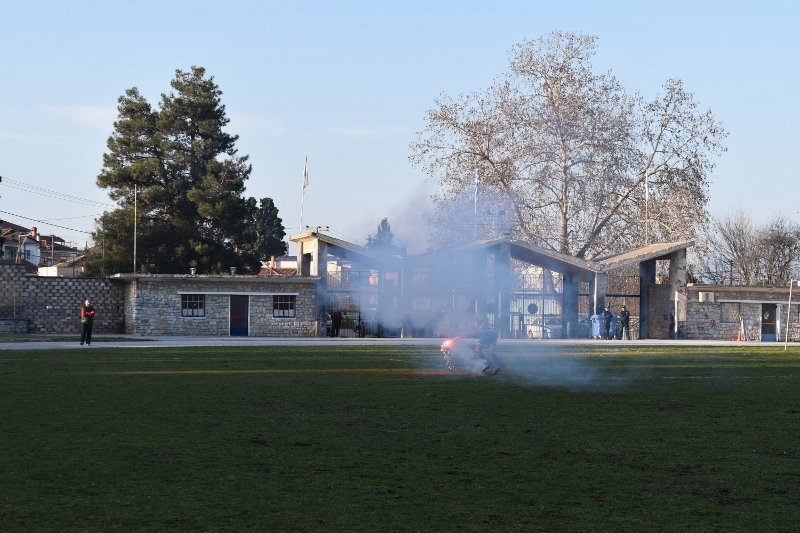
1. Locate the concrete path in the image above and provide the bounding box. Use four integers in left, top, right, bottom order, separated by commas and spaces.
1, 335, 797, 350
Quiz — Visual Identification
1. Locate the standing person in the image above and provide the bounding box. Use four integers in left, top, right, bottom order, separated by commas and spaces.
331, 311, 342, 338
590, 308, 602, 339
610, 312, 618, 340
618, 305, 631, 340
80, 298, 96, 346
602, 305, 613, 340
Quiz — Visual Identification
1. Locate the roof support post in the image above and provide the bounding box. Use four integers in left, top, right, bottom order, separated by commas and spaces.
639, 259, 657, 340
494, 243, 513, 339
562, 273, 580, 338
592, 272, 607, 315
669, 248, 688, 338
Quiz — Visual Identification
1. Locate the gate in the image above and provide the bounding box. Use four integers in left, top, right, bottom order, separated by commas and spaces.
761, 303, 777, 342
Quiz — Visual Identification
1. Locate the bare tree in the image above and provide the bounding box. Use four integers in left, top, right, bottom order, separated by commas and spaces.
695, 211, 757, 284
410, 31, 727, 259
759, 216, 800, 285
695, 211, 800, 285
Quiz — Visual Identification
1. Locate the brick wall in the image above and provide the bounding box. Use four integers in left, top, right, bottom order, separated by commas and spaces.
647, 285, 673, 339
0, 263, 125, 334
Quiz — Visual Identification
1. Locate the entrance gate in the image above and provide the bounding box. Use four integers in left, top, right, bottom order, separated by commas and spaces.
761, 303, 777, 341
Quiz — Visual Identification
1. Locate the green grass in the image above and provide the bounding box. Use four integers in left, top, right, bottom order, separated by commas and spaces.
2, 343, 800, 531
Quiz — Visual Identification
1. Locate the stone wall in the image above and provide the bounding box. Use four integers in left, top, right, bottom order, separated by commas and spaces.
0, 264, 319, 337
0, 263, 125, 334
685, 285, 800, 341
121, 274, 319, 337
646, 284, 673, 339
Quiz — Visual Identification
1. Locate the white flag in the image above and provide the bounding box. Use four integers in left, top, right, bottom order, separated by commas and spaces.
302, 156, 309, 191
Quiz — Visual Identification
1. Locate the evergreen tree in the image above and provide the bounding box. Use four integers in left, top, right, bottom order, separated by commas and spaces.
84, 67, 285, 275
366, 218, 400, 255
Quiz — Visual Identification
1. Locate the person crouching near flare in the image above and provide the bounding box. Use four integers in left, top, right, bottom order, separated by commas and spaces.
477, 326, 500, 375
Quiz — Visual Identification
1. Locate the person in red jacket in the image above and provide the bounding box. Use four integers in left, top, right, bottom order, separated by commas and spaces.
80, 298, 96, 346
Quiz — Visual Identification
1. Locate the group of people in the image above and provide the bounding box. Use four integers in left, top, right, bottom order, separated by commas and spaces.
590, 304, 631, 340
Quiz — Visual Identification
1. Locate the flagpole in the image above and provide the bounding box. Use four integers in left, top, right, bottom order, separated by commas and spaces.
473, 168, 480, 241
300, 155, 308, 230
133, 184, 137, 274
644, 174, 649, 245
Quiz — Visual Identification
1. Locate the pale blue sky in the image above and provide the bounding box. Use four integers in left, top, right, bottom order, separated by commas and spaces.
1, 0, 797, 251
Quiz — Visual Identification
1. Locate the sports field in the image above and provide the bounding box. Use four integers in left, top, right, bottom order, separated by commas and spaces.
2, 342, 799, 531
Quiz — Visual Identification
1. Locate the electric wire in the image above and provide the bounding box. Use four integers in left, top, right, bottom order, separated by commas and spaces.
0, 175, 113, 208
0, 209, 93, 235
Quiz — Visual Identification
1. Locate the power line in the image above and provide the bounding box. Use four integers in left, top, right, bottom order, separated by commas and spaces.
0, 209, 93, 235
0, 175, 113, 208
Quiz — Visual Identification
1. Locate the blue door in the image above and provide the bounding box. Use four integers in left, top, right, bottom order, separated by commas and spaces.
230, 295, 249, 336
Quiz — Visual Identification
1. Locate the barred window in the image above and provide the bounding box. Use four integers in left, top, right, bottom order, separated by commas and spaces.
720, 302, 740, 323
181, 294, 205, 317
273, 295, 296, 318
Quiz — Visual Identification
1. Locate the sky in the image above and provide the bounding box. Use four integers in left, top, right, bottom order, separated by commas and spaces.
1, 0, 797, 254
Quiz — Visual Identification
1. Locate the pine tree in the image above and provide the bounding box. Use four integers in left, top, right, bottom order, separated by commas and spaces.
85, 67, 285, 275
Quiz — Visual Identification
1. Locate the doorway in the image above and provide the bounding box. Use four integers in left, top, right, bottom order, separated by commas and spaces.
230, 295, 249, 336
761, 303, 777, 342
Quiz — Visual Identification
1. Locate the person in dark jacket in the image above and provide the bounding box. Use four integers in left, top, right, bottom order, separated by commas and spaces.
617, 305, 631, 340
80, 298, 96, 346
602, 306, 614, 340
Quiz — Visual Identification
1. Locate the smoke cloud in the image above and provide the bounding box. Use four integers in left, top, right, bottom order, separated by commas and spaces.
436, 339, 638, 391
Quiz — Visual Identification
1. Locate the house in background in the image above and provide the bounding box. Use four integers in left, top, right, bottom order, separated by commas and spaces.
258, 255, 298, 276
0, 222, 40, 266
38, 254, 87, 277
38, 234, 83, 267
0, 221, 82, 276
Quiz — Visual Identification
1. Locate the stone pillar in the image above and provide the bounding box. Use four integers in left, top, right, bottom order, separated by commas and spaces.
298, 238, 328, 336
639, 259, 657, 339
494, 243, 513, 339
592, 272, 607, 315
298, 240, 311, 277
471, 248, 488, 318
560, 273, 579, 338
669, 249, 688, 337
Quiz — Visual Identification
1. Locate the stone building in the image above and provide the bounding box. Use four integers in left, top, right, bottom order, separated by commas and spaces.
0, 263, 318, 337
114, 273, 318, 337
685, 284, 800, 342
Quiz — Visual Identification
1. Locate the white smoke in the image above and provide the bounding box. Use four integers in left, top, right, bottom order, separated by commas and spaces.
437, 340, 638, 391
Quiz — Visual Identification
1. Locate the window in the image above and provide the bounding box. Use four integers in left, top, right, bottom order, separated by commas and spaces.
181, 294, 205, 317
273, 295, 296, 318
720, 302, 740, 323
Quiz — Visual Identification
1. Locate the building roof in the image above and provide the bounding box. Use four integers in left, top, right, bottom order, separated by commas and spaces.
290, 233, 694, 280
292, 230, 401, 269
258, 265, 298, 277
404, 239, 603, 280
597, 240, 694, 271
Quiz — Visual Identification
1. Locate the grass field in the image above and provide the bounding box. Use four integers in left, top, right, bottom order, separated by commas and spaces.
2, 342, 800, 531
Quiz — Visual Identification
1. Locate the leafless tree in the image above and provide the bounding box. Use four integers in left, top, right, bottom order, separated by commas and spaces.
694, 211, 800, 285
758, 216, 800, 285
410, 31, 727, 259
